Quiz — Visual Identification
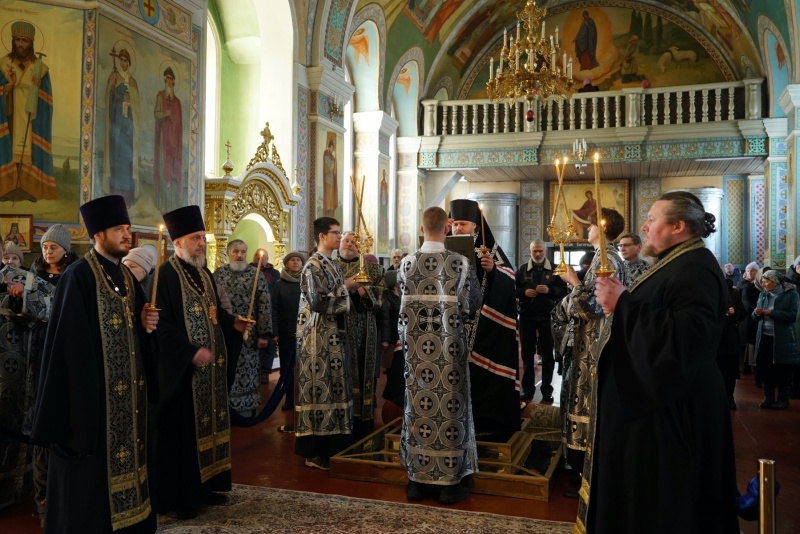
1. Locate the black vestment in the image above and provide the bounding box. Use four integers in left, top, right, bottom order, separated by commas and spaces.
31, 253, 157, 534
582, 241, 739, 534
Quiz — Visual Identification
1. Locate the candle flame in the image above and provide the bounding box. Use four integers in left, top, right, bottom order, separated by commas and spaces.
555, 158, 559, 166
594, 152, 599, 161
159, 224, 164, 230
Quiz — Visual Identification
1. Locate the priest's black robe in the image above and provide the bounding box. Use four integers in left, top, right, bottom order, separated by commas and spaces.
31, 253, 157, 534
584, 242, 739, 534
153, 257, 240, 513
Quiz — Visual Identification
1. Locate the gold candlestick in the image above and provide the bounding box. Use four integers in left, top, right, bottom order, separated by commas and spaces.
593, 152, 615, 277
242, 250, 263, 340
146, 225, 163, 333
348, 174, 374, 284
548, 157, 574, 275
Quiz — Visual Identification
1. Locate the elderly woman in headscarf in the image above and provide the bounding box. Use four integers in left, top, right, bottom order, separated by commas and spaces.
752, 268, 799, 409
271, 251, 305, 413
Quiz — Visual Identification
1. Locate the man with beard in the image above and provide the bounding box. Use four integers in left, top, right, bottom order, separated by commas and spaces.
335, 231, 384, 438
588, 191, 739, 533
0, 21, 56, 202
449, 199, 519, 439
153, 205, 253, 519
31, 195, 160, 533
213, 239, 272, 417
153, 67, 182, 212
104, 48, 139, 206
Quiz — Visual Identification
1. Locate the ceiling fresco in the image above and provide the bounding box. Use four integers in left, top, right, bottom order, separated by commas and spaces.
349, 0, 790, 108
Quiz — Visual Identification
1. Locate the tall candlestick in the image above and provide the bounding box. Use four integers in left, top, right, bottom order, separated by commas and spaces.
517, 21, 520, 41
479, 203, 486, 249
146, 224, 164, 333
243, 250, 263, 341
541, 21, 545, 40
504, 28, 507, 48
593, 153, 613, 276
555, 26, 559, 46
489, 57, 494, 80
563, 51, 567, 73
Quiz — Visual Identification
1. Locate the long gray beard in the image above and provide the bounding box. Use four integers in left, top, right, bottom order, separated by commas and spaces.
228, 261, 248, 272
182, 252, 206, 269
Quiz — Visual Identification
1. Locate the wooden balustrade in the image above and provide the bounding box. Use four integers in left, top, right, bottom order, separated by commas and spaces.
421, 79, 763, 137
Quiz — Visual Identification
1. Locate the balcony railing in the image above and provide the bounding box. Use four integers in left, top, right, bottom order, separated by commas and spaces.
421, 78, 764, 137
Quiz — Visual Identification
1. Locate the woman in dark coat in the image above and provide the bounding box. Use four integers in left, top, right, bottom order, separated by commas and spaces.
753, 269, 800, 409
271, 251, 304, 410
717, 279, 746, 409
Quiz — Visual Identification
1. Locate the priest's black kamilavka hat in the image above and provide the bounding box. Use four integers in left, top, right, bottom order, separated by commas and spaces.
80, 195, 131, 236
449, 199, 480, 224
163, 205, 206, 240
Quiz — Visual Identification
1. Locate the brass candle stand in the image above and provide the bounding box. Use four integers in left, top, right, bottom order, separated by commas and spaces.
349, 175, 374, 284
592, 152, 615, 278
548, 156, 576, 275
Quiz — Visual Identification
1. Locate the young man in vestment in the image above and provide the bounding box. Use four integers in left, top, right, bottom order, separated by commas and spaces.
213, 239, 272, 417
153, 205, 253, 519
591, 191, 739, 533
335, 231, 384, 438
449, 199, 520, 439
31, 195, 160, 533
399, 207, 480, 505
295, 217, 361, 470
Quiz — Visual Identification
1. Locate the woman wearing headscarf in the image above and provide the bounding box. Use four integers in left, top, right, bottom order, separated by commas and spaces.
753, 269, 799, 409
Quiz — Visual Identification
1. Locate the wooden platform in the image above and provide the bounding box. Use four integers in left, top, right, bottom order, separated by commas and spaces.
330, 418, 562, 501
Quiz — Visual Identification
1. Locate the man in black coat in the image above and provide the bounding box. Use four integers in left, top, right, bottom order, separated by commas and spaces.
592, 191, 738, 534
515, 239, 567, 402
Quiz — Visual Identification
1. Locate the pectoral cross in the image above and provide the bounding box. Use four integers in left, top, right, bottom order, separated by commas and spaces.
113, 379, 129, 397
208, 304, 218, 325
225, 140, 231, 160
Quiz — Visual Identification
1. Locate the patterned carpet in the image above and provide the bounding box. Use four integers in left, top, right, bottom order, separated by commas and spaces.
156, 484, 574, 533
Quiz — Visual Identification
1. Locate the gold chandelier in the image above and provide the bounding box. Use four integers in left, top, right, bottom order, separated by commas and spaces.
486, 0, 575, 107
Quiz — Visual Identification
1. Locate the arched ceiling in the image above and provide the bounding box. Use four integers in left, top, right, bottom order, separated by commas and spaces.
353, 0, 788, 104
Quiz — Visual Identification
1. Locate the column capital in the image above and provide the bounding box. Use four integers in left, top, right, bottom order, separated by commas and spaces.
763, 117, 788, 140
396, 136, 422, 155
306, 66, 354, 101
352, 110, 399, 136
778, 85, 800, 116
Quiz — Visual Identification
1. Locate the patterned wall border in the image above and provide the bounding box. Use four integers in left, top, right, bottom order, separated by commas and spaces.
635, 178, 660, 237
459, 0, 738, 99
770, 161, 788, 269
519, 181, 543, 254
323, 0, 357, 67
308, 121, 318, 247
771, 137, 788, 155
758, 15, 794, 94
379, 132, 390, 155
423, 137, 765, 169
305, 0, 319, 65
189, 25, 200, 205
722, 176, 746, 266
101, 0, 192, 48
297, 85, 309, 251
385, 47, 425, 115
348, 3, 387, 110
81, 10, 97, 209
396, 171, 414, 250
750, 178, 766, 266
429, 75, 454, 100
355, 132, 379, 151
316, 91, 344, 125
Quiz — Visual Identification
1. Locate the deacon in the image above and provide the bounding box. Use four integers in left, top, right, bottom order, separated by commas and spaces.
213, 239, 272, 417
31, 195, 159, 533
335, 231, 384, 438
153, 205, 252, 519
0, 243, 53, 511
589, 191, 739, 533
449, 199, 519, 438
399, 207, 480, 505
295, 217, 360, 470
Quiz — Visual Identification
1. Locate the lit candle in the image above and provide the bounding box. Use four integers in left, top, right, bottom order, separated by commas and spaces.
146, 224, 164, 333
593, 152, 609, 272
243, 250, 264, 341
550, 159, 561, 226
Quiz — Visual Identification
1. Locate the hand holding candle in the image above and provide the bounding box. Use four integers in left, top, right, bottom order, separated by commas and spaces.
243, 250, 263, 341
146, 225, 164, 333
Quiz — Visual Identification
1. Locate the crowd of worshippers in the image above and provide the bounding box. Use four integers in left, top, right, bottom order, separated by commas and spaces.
0, 192, 787, 532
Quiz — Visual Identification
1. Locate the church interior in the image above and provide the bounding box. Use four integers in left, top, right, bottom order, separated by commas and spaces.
1, 0, 800, 531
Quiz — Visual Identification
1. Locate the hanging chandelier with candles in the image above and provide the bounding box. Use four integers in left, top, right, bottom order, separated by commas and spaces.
486, 0, 575, 107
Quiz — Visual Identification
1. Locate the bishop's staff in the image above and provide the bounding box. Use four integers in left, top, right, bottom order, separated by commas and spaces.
242, 250, 263, 340
146, 225, 164, 333
593, 152, 615, 277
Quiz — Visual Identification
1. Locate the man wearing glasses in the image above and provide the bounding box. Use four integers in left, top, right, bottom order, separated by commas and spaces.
617, 233, 650, 287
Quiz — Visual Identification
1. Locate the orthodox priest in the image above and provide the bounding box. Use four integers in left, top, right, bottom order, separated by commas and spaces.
0, 245, 53, 511
31, 195, 159, 533
213, 239, 272, 416
295, 217, 361, 470
399, 207, 480, 505
154, 205, 252, 519
589, 191, 739, 533
334, 231, 384, 438
449, 199, 519, 438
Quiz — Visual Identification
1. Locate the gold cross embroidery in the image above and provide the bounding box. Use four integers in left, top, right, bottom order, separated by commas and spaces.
201, 414, 211, 427
218, 409, 226, 420
115, 445, 131, 464
138, 376, 145, 389
109, 314, 123, 331
216, 355, 224, 367
191, 302, 203, 316
113, 379, 129, 397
